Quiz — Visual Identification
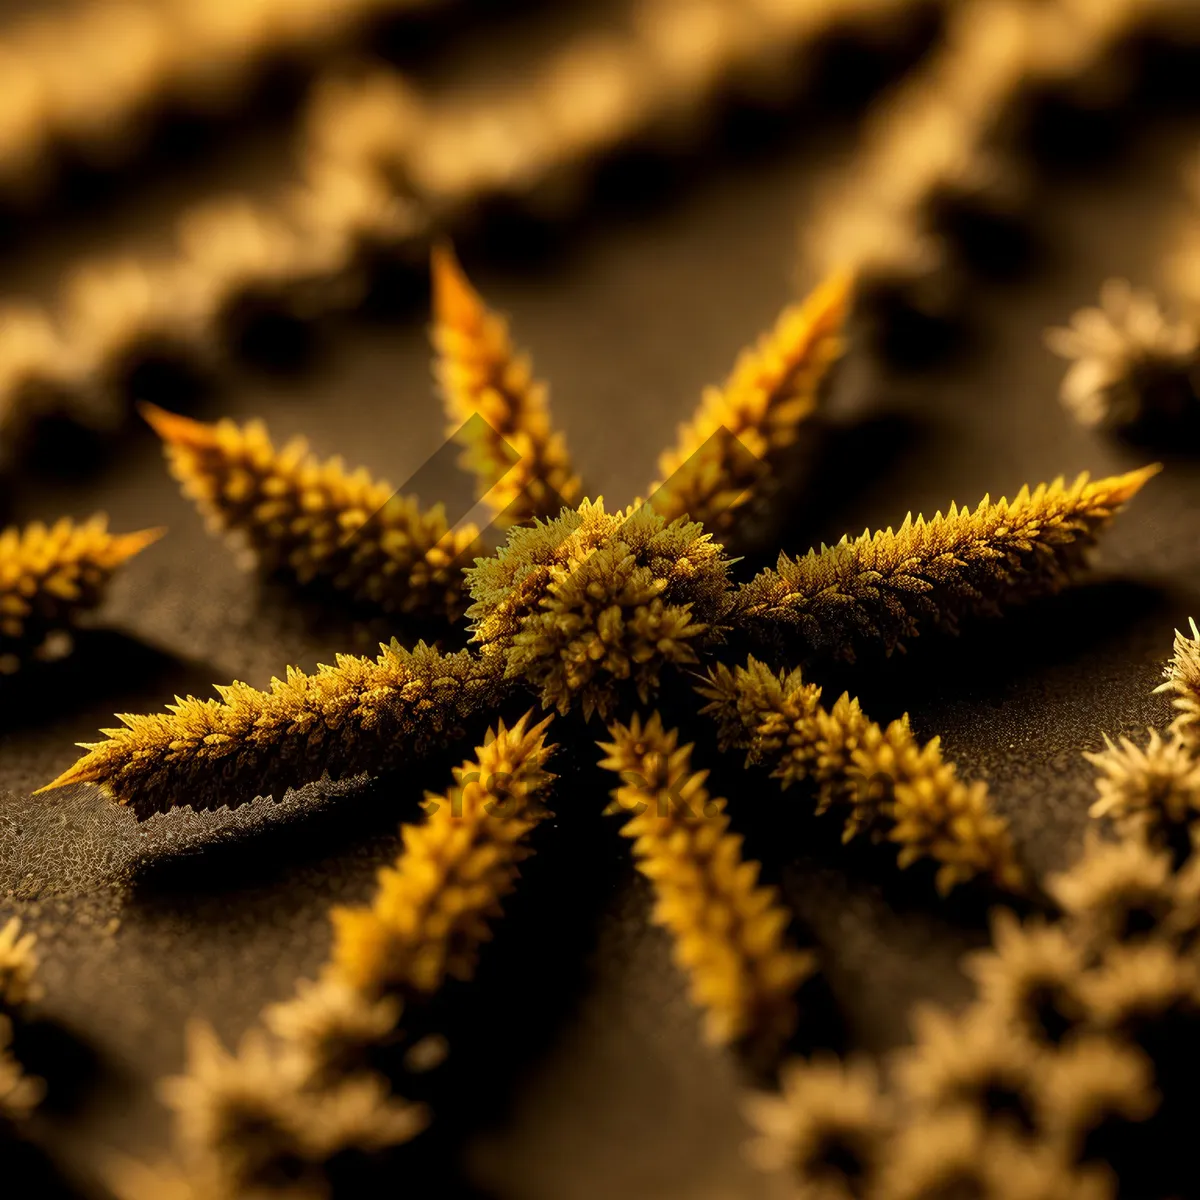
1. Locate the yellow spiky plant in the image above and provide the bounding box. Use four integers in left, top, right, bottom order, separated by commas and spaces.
597, 712, 815, 1048
141, 403, 480, 620
431, 244, 581, 526
0, 515, 163, 671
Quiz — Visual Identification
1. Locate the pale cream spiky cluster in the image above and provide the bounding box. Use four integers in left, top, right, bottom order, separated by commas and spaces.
597, 712, 814, 1048
467, 498, 734, 719
0, 514, 163, 672
38, 640, 503, 819
329, 713, 556, 997
1086, 728, 1200, 856
734, 466, 1158, 661
118, 1019, 427, 1200
1156, 617, 1200, 745
649, 270, 852, 537
1045, 279, 1200, 431
697, 657, 1024, 894
142, 403, 479, 621
743, 1054, 893, 1197
432, 245, 580, 526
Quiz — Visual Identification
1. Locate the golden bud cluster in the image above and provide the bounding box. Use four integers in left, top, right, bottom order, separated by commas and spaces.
649, 270, 852, 538
142, 403, 479, 621
466, 498, 734, 719
1156, 617, 1200, 746
734, 467, 1157, 662
329, 712, 557, 997
597, 712, 815, 1048
432, 246, 580, 526
698, 657, 1023, 894
0, 919, 44, 1125
38, 640, 503, 818
0, 515, 162, 673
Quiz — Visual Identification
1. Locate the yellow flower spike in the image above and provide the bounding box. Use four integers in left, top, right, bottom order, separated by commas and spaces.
650, 269, 853, 538
431, 244, 580, 526
141, 402, 479, 621
734, 465, 1159, 661
0, 514, 163, 671
697, 657, 1024, 894
597, 712, 814, 1048
1155, 617, 1200, 746
329, 711, 556, 997
36, 640, 505, 818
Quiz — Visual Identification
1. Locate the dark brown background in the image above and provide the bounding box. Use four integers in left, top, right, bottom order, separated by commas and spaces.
2, 3, 1200, 1196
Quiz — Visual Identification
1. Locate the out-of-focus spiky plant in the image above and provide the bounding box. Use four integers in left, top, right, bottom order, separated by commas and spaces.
1045, 280, 1200, 432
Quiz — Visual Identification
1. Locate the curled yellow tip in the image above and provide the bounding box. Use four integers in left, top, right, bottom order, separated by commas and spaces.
110, 526, 167, 562
430, 241, 483, 330
138, 402, 217, 450
33, 758, 102, 794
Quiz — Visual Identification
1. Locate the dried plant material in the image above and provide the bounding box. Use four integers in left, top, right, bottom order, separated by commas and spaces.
158, 1020, 426, 1198
1155, 617, 1200, 745
0, 0, 444, 209
1036, 1035, 1158, 1161
60, 258, 213, 415
733, 466, 1158, 661
1047, 835, 1187, 954
697, 657, 1024, 894
0, 515, 163, 673
743, 1055, 893, 1198
1045, 280, 1200, 431
962, 910, 1087, 1046
467, 499, 733, 719
264, 978, 403, 1089
37, 641, 503, 818
649, 270, 853, 537
1086, 728, 1200, 857
0, 305, 75, 459
142, 404, 479, 621
431, 245, 580, 525
0, 1016, 42, 1123
875, 1107, 1114, 1200
330, 713, 556, 997
0, 918, 42, 1011
892, 1004, 1041, 1130
1079, 941, 1200, 1037
597, 712, 814, 1047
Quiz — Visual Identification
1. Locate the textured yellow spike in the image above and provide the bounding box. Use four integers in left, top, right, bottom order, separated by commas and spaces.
596, 712, 815, 1048
696, 657, 1024, 896
734, 465, 1159, 662
0, 514, 162, 671
36, 641, 505, 816
329, 711, 556, 996
141, 402, 477, 621
430, 244, 580, 526
648, 270, 852, 540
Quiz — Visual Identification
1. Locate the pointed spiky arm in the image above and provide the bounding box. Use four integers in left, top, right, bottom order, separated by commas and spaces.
697, 658, 1023, 895
0, 515, 163, 670
1155, 617, 1200, 746
650, 271, 852, 537
329, 712, 556, 997
733, 466, 1158, 662
596, 712, 814, 1048
142, 404, 478, 621
431, 245, 580, 525
37, 641, 504, 819
465, 498, 734, 719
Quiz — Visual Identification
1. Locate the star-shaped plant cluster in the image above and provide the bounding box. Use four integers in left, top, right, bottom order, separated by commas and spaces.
5, 246, 1161, 1198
